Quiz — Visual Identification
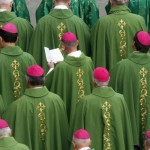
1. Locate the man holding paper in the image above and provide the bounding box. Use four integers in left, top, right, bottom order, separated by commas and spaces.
46, 32, 93, 126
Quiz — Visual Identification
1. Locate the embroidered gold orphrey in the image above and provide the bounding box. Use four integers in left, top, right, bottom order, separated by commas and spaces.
102, 101, 112, 150
57, 22, 66, 51
11, 59, 21, 99
139, 67, 148, 143
118, 19, 127, 59
37, 102, 46, 142
76, 68, 84, 101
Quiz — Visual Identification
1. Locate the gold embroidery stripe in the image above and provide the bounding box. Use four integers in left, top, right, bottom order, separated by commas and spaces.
102, 101, 112, 150
11, 59, 21, 99
37, 102, 46, 142
118, 19, 127, 59
57, 22, 66, 51
76, 68, 84, 101
139, 67, 148, 146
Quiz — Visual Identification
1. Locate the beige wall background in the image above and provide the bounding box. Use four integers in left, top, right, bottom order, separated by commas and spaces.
26, 0, 108, 26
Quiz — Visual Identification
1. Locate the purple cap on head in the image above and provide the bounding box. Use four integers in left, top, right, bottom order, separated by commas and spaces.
0, 119, 9, 129
137, 31, 150, 46
93, 67, 109, 82
1, 23, 18, 34
146, 131, 150, 139
61, 32, 77, 42
27, 65, 44, 77
73, 129, 90, 139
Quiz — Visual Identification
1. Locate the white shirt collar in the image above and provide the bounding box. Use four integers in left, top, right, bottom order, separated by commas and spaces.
79, 147, 91, 150
54, 5, 68, 9
68, 50, 82, 57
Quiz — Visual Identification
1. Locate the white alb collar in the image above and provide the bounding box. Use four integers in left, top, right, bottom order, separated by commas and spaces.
68, 50, 81, 58
79, 147, 91, 150
54, 5, 68, 9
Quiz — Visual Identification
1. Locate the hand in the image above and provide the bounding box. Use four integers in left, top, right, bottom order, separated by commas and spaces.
48, 61, 54, 69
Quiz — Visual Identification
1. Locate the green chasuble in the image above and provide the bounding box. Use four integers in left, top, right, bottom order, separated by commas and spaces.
0, 46, 36, 110
2, 87, 69, 150
0, 11, 33, 52
29, 9, 90, 72
70, 87, 134, 150
12, 0, 30, 22
36, 0, 99, 28
0, 137, 30, 150
105, 0, 150, 31
46, 53, 93, 124
0, 95, 5, 117
109, 52, 150, 149
91, 5, 147, 70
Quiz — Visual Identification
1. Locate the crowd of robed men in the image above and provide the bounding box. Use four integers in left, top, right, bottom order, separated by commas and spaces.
0, 0, 150, 149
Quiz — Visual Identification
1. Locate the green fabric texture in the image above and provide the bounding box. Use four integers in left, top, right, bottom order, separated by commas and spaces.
0, 95, 5, 117
105, 0, 150, 31
12, 0, 30, 22
70, 87, 134, 150
0, 46, 36, 110
2, 87, 69, 150
36, 0, 99, 28
46, 53, 93, 124
29, 9, 91, 72
91, 5, 147, 70
0, 11, 33, 52
0, 137, 30, 150
109, 52, 150, 149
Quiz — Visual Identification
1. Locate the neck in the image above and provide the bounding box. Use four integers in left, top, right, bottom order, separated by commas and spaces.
2, 43, 16, 47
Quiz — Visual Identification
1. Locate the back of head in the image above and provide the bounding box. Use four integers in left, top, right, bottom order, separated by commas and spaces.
0, 0, 12, 4
72, 129, 91, 149
26, 65, 45, 86
0, 119, 11, 138
0, 23, 18, 43
133, 31, 150, 53
110, 0, 128, 5
93, 67, 110, 87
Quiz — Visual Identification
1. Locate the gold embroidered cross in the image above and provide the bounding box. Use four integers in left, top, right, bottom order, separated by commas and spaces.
37, 102, 46, 111
102, 101, 111, 111
139, 67, 148, 78
118, 19, 127, 29
57, 22, 66, 32
76, 68, 84, 78
11, 60, 20, 70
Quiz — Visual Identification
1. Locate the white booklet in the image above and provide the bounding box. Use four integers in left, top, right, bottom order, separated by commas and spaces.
44, 47, 64, 63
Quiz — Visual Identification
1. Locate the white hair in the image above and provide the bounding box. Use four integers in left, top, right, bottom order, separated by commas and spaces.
73, 137, 91, 145
0, 0, 13, 4
93, 78, 109, 87
0, 127, 11, 137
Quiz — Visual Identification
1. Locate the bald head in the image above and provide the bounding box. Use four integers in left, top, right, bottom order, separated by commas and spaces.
110, 0, 128, 5
0, 0, 13, 11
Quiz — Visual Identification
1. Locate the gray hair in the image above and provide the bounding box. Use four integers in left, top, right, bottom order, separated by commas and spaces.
111, 0, 128, 5
93, 78, 109, 87
0, 127, 11, 137
73, 137, 91, 145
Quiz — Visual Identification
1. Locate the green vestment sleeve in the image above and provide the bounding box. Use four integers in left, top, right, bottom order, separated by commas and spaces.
0, 95, 5, 117
13, 0, 30, 22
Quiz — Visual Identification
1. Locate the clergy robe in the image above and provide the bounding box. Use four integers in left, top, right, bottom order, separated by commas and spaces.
29, 9, 90, 72
0, 95, 5, 117
70, 87, 133, 150
0, 11, 33, 51
109, 52, 150, 148
2, 87, 69, 150
46, 53, 93, 124
91, 5, 147, 70
0, 137, 30, 150
105, 0, 150, 31
36, 0, 99, 28
0, 46, 36, 109
13, 0, 30, 22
